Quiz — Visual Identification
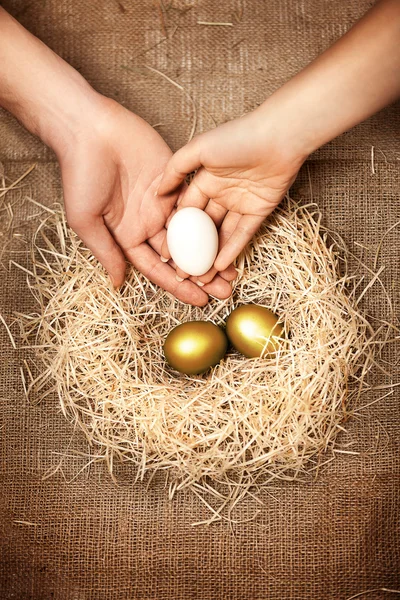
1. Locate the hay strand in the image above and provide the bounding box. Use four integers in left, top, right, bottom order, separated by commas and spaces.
144, 65, 197, 142
346, 589, 400, 600
0, 313, 17, 349
15, 198, 388, 516
0, 163, 36, 199
197, 21, 234, 26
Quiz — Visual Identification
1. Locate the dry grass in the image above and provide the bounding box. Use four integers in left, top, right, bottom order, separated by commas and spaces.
14, 198, 384, 521
0, 164, 36, 266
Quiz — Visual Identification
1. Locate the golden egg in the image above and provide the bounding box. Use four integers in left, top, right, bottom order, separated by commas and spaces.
164, 321, 228, 375
226, 304, 284, 358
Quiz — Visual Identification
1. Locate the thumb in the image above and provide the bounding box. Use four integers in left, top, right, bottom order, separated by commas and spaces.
67, 212, 126, 288
157, 137, 202, 196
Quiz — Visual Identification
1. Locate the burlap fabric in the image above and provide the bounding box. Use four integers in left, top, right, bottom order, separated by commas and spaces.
0, 1, 399, 598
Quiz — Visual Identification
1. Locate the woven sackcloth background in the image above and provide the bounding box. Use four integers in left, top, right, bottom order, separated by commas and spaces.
0, 1, 399, 599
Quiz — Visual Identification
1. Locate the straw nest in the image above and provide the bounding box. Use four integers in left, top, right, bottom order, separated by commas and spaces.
18, 199, 378, 516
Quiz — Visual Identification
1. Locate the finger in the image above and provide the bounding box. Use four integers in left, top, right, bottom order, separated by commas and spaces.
160, 209, 178, 261
218, 210, 242, 243
147, 229, 190, 283
157, 138, 202, 196
69, 213, 126, 288
219, 264, 238, 282
160, 231, 171, 262
196, 212, 241, 285
204, 199, 228, 228
214, 214, 264, 272
125, 242, 209, 307
147, 228, 210, 294
196, 266, 218, 286
195, 260, 238, 286
159, 234, 190, 281
176, 173, 210, 211
175, 266, 190, 281
202, 275, 232, 300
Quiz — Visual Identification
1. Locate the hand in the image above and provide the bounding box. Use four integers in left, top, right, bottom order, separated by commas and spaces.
157, 108, 306, 284
157, 0, 400, 284
59, 97, 235, 305
0, 8, 234, 306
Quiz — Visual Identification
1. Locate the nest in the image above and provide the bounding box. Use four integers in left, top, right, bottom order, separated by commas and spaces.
17, 199, 378, 521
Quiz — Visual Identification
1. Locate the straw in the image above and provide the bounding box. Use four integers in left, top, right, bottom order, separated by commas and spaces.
15, 198, 387, 519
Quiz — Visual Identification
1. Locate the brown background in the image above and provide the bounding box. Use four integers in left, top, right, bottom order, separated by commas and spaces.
0, 1, 399, 599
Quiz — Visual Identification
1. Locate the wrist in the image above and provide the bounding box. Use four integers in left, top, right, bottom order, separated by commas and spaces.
0, 8, 107, 159
257, 91, 319, 162
32, 69, 106, 158
249, 95, 312, 175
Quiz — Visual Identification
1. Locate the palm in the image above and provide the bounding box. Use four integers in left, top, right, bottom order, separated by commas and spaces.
60, 100, 233, 305
190, 114, 298, 218
190, 164, 293, 218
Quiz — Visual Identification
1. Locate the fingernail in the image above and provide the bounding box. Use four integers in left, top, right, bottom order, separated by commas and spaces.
176, 275, 184, 282
196, 281, 205, 287
160, 255, 169, 263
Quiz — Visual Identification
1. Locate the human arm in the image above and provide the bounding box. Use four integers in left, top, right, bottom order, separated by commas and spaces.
0, 7, 235, 305
157, 0, 400, 284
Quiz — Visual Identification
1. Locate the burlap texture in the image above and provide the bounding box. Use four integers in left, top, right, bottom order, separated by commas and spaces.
0, 1, 399, 598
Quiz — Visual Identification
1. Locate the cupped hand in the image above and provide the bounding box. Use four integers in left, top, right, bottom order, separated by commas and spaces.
58, 97, 235, 306
157, 108, 307, 284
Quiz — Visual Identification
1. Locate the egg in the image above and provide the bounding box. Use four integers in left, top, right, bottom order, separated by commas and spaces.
226, 304, 284, 358
164, 321, 228, 375
167, 207, 219, 276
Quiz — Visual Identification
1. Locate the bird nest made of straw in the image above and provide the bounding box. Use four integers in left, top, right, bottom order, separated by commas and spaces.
17, 199, 378, 518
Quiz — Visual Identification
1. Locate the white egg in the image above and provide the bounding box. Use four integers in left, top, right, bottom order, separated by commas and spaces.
167, 207, 219, 276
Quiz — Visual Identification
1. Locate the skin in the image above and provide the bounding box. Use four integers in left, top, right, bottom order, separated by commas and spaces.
59, 101, 237, 303
1, 2, 399, 301
0, 8, 236, 306
158, 0, 400, 285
